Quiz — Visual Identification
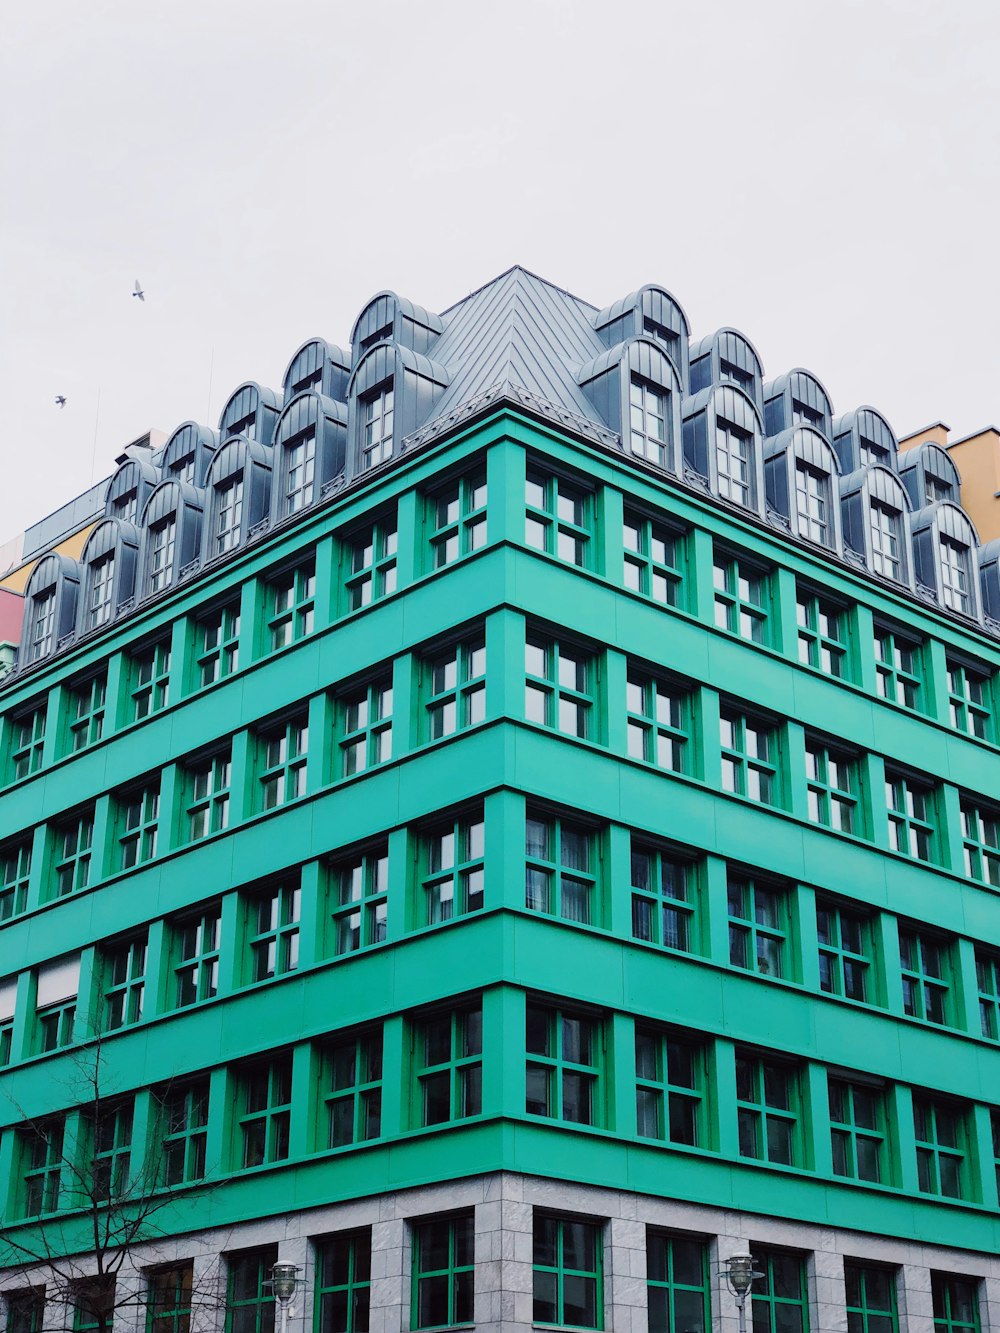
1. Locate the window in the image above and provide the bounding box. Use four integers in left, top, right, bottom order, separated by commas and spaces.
940, 537, 972, 614
629, 376, 669, 465
805, 739, 857, 833
361, 383, 393, 470
171, 455, 195, 486
37, 995, 75, 1052
338, 676, 393, 775
71, 1279, 116, 1333
727, 874, 786, 978
27, 589, 56, 662
160, 1079, 209, 1185
948, 659, 992, 739
186, 751, 231, 840
0, 839, 31, 920
716, 417, 753, 507
870, 502, 902, 580
5, 1289, 45, 1333
625, 669, 688, 771
315, 1231, 371, 1333
35, 957, 78, 1054
845, 1264, 898, 1333
525, 468, 592, 566
817, 901, 871, 1002
53, 811, 94, 897
196, 603, 240, 687
173, 906, 221, 1007
215, 478, 244, 554
630, 841, 696, 952
10, 703, 45, 780
424, 636, 486, 739
131, 641, 171, 720
874, 626, 922, 709
324, 1029, 382, 1147
246, 881, 300, 981
961, 801, 1000, 887
532, 1213, 602, 1330
899, 928, 950, 1025
284, 433, 316, 515
646, 1232, 709, 1333
635, 1027, 704, 1146
148, 518, 177, 593
526, 1002, 600, 1125
226, 1249, 277, 1333
258, 715, 308, 809
735, 1054, 798, 1164
0, 990, 12, 1067
414, 1003, 482, 1126
22, 1120, 63, 1215
932, 1274, 980, 1333
411, 1213, 474, 1331
914, 1096, 965, 1198
421, 813, 484, 924
623, 511, 683, 606
267, 562, 315, 650
713, 552, 768, 643
796, 587, 848, 677
118, 781, 160, 869
238, 1055, 292, 1168
68, 674, 106, 751
345, 514, 397, 610
148, 1266, 194, 1333
886, 772, 936, 861
525, 812, 598, 925
330, 845, 389, 954
91, 1099, 133, 1200
525, 636, 595, 739
976, 950, 1000, 1040
720, 711, 777, 803
795, 461, 830, 545
749, 1249, 807, 1333
429, 470, 488, 566
829, 1079, 885, 1182
102, 935, 147, 1030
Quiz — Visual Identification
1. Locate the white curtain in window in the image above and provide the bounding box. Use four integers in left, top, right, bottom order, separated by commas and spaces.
36, 955, 80, 1008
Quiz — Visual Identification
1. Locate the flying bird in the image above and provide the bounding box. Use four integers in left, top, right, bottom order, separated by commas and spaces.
54, 395, 66, 408
132, 279, 145, 302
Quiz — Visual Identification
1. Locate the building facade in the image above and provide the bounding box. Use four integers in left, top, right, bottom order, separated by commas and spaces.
0, 268, 999, 1333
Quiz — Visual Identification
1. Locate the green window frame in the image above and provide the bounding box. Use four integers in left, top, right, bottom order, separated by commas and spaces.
844, 1263, 898, 1333
976, 950, 1000, 1040
931, 1274, 980, 1333
226, 1248, 277, 1333
525, 466, 592, 568
186, 751, 231, 840
525, 635, 596, 740
630, 840, 697, 952
947, 658, 992, 741
525, 811, 598, 925
9, 703, 46, 781
160, 1078, 209, 1186
258, 715, 308, 810
874, 625, 922, 710
238, 1055, 292, 1169
196, 602, 240, 688
330, 845, 388, 954
961, 801, 1000, 888
91, 1099, 133, 1200
67, 672, 107, 753
267, 561, 316, 651
147, 1265, 193, 1333
829, 1078, 885, 1182
415, 1003, 483, 1127
796, 586, 848, 678
626, 668, 689, 771
325, 1028, 383, 1148
622, 509, 683, 607
886, 771, 936, 861
634, 1026, 704, 1147
424, 635, 486, 739
720, 710, 777, 803
421, 811, 484, 924
173, 905, 221, 1008
805, 739, 858, 833
131, 640, 171, 720
338, 676, 393, 776
646, 1230, 709, 1333
817, 901, 871, 1002
247, 881, 300, 982
118, 781, 160, 869
428, 468, 488, 568
713, 550, 769, 643
53, 810, 94, 897
345, 514, 398, 611
526, 1002, 601, 1125
914, 1096, 965, 1198
736, 1054, 798, 1165
411, 1212, 475, 1331
22, 1119, 64, 1216
899, 927, 950, 1025
315, 1230, 371, 1333
532, 1212, 602, 1330
71, 1280, 115, 1333
1, 1013, 13, 1067
37, 997, 76, 1053
727, 873, 786, 978
102, 935, 147, 1031
5, 1289, 45, 1333
749, 1248, 808, 1333
0, 838, 31, 920
993, 1110, 1000, 1203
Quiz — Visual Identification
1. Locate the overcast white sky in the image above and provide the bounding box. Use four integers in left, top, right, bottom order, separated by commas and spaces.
1, 0, 998, 542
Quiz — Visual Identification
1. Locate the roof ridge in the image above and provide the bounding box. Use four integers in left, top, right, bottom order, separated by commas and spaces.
440, 265, 598, 318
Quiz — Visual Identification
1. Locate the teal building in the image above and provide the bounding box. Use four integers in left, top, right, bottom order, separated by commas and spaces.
0, 268, 998, 1333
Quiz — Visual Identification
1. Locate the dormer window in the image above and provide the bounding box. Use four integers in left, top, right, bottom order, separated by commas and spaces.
285, 434, 316, 515
88, 555, 115, 629
215, 479, 244, 555
926, 474, 952, 505
171, 455, 196, 486
629, 376, 669, 466
795, 463, 830, 545
716, 418, 752, 507
870, 502, 902, 580
720, 358, 755, 397
859, 437, 888, 468
148, 518, 176, 593
792, 397, 824, 430
940, 537, 972, 614
29, 591, 56, 662
641, 316, 680, 365
362, 383, 394, 470
114, 491, 138, 525
360, 323, 393, 354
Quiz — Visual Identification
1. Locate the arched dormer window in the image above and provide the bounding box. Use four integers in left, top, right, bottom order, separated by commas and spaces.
78, 519, 140, 632
104, 458, 159, 527
203, 439, 272, 560
832, 407, 898, 475
898, 440, 961, 510
763, 427, 842, 551
271, 393, 347, 521
21, 554, 80, 664
840, 467, 913, 588
139, 481, 204, 597
281, 339, 351, 403
349, 293, 444, 367
219, 382, 282, 447
978, 540, 1000, 621
682, 385, 764, 515
688, 328, 764, 416
158, 422, 218, 489
593, 286, 690, 391
577, 339, 683, 474
763, 370, 833, 438
911, 503, 981, 618
346, 345, 449, 480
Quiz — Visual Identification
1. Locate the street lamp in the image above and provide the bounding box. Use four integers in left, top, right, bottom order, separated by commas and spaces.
722, 1252, 762, 1333
270, 1261, 300, 1333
